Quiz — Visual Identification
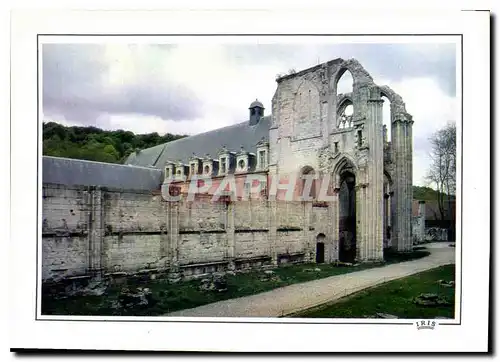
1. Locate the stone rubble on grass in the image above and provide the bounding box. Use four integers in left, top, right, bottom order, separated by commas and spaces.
115, 287, 153, 309
63, 279, 108, 297
334, 261, 355, 267
199, 273, 228, 292
260, 269, 281, 282
437, 279, 455, 288
375, 312, 399, 319
83, 280, 108, 296
413, 293, 451, 307
363, 313, 399, 319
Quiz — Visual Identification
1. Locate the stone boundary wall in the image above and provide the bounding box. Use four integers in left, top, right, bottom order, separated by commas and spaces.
42, 183, 315, 284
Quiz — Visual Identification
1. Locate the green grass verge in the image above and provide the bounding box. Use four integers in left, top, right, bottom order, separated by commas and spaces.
42, 250, 431, 317
293, 264, 455, 319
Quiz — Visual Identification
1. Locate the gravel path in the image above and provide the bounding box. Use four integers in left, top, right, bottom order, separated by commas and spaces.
167, 243, 455, 318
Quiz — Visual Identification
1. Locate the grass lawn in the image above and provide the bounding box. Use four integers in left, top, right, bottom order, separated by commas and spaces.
293, 264, 455, 319
42, 249, 430, 317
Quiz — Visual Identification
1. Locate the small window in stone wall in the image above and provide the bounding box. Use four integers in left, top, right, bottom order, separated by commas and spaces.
357, 130, 362, 147
334, 142, 339, 153
221, 158, 227, 173
177, 169, 182, 175
191, 163, 195, 175
165, 168, 170, 177
204, 165, 210, 174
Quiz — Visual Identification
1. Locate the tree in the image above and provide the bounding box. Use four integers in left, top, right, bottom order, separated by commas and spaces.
42, 121, 187, 164
426, 122, 456, 223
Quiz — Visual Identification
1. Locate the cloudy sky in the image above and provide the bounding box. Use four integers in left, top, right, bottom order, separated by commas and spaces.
42, 41, 457, 186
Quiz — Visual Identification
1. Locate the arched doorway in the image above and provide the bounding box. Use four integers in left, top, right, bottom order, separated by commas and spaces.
316, 233, 326, 263
338, 170, 356, 262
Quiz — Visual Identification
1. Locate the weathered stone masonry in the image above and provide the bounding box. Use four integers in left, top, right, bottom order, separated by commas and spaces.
42, 183, 318, 282
42, 57, 415, 284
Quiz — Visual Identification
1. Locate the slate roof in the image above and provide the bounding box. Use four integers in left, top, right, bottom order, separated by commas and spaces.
249, 99, 264, 108
125, 116, 271, 168
43, 156, 163, 190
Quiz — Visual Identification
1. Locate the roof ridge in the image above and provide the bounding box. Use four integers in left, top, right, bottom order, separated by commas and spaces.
150, 119, 251, 150
138, 116, 274, 159
43, 155, 162, 171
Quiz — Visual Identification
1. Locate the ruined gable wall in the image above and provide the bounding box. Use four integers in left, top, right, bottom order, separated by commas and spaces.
271, 69, 327, 175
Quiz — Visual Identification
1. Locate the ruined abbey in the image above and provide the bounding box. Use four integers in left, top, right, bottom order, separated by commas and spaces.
42, 57, 414, 284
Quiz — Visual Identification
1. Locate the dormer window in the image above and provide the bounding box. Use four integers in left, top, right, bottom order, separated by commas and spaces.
202, 154, 217, 177
164, 164, 175, 182
258, 150, 266, 169
221, 158, 227, 174
218, 146, 234, 175
255, 137, 269, 171
236, 146, 252, 174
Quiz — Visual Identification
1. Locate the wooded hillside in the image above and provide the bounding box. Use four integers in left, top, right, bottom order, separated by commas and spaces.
42, 122, 186, 164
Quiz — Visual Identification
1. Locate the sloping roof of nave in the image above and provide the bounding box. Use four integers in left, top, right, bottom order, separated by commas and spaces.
43, 156, 164, 191
125, 115, 271, 168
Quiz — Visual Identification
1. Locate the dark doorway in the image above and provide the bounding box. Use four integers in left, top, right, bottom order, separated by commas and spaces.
316, 242, 325, 263
338, 171, 356, 263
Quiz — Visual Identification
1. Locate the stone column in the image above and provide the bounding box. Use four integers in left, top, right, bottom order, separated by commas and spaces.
159, 200, 170, 271
321, 100, 329, 146
88, 186, 104, 279
388, 190, 393, 248
167, 194, 181, 282
359, 91, 384, 261
226, 195, 236, 270
303, 201, 313, 262
406, 119, 414, 246
267, 199, 278, 266
355, 183, 366, 261
331, 190, 340, 262
383, 191, 389, 248
391, 113, 413, 252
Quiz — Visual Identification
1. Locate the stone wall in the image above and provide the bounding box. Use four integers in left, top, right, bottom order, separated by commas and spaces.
103, 234, 166, 273
42, 183, 319, 283
177, 232, 227, 265
42, 184, 90, 281
42, 235, 89, 281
